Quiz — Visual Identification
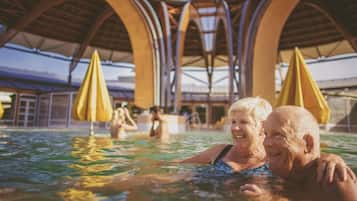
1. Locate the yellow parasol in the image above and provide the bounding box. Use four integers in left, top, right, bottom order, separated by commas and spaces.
276, 47, 330, 124
72, 50, 113, 135
0, 101, 3, 119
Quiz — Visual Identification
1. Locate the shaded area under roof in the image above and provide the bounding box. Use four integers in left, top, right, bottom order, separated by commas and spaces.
0, 0, 355, 66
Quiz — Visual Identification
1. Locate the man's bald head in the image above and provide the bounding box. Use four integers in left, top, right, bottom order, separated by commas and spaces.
268, 106, 320, 154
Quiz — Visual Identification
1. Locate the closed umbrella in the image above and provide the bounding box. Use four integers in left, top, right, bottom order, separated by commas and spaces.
276, 47, 330, 124
0, 101, 3, 119
72, 50, 113, 135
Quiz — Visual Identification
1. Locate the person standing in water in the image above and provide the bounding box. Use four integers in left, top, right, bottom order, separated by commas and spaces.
110, 105, 137, 139
149, 106, 169, 141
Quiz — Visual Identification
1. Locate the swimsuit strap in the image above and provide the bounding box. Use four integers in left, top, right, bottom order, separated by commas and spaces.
211, 144, 233, 165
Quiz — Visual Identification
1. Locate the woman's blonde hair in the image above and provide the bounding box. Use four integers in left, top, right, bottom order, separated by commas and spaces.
228, 97, 272, 122
112, 108, 125, 121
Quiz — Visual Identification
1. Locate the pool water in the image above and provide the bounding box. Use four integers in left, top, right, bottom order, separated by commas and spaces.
0, 129, 356, 201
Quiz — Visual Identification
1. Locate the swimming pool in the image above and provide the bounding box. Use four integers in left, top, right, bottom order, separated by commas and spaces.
0, 129, 356, 200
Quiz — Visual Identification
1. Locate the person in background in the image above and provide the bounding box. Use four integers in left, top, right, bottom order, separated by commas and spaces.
149, 106, 169, 141
110, 103, 137, 139
240, 106, 357, 201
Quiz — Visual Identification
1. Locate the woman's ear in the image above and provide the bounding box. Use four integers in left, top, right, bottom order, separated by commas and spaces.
303, 134, 314, 154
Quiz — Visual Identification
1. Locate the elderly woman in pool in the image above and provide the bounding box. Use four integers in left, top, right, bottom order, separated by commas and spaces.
110, 107, 137, 139
181, 97, 353, 180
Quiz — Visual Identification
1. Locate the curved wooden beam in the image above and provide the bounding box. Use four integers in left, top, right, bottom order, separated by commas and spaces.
13, 0, 25, 10
173, 2, 189, 113
69, 6, 114, 74
243, 0, 356, 103
106, 0, 160, 108
0, 0, 65, 47
173, 2, 204, 113
237, 0, 260, 98
158, 2, 174, 108
140, 0, 166, 107
245, 0, 299, 103
302, 0, 357, 53
214, 0, 235, 103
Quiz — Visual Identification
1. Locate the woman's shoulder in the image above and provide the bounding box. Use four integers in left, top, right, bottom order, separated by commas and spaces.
188, 144, 229, 157
207, 144, 232, 153
180, 144, 231, 164
203, 144, 232, 162
209, 144, 233, 163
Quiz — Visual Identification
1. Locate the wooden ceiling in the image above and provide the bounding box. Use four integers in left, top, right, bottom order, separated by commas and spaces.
0, 0, 356, 63
280, 0, 357, 50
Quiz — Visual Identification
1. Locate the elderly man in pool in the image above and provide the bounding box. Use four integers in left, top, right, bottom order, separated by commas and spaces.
240, 106, 357, 201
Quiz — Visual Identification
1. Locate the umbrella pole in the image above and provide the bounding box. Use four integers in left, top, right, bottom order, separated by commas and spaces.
90, 121, 94, 136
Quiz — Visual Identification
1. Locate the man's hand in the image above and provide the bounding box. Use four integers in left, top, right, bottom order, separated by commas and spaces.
317, 153, 356, 183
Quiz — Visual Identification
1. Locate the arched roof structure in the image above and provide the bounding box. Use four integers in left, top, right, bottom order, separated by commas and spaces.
1, 0, 356, 63
238, 0, 357, 103
0, 0, 357, 108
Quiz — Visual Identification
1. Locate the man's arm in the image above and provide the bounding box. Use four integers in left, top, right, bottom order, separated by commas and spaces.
317, 153, 356, 183
322, 173, 357, 201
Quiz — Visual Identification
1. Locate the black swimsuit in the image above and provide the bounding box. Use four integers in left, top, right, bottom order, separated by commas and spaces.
207, 145, 272, 177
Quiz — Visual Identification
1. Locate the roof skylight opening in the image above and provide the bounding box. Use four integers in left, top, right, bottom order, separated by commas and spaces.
200, 16, 216, 32
204, 33, 214, 52
198, 7, 217, 15
200, 15, 217, 52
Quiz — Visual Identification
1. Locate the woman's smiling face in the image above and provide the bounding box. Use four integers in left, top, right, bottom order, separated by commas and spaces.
230, 110, 264, 155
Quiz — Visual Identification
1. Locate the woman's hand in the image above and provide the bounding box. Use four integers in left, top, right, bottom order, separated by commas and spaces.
317, 153, 356, 183
240, 184, 264, 197
240, 184, 288, 201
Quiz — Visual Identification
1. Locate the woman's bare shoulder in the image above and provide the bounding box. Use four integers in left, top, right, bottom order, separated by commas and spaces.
180, 144, 230, 164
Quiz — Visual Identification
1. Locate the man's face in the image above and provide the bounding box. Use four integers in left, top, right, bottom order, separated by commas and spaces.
263, 113, 305, 178
230, 110, 264, 155
151, 111, 160, 120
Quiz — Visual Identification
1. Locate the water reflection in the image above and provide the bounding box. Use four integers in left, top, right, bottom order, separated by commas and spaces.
60, 135, 193, 201
61, 136, 115, 200
1, 130, 355, 201
70, 136, 114, 173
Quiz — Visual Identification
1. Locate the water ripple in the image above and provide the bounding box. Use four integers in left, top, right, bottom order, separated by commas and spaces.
0, 129, 355, 201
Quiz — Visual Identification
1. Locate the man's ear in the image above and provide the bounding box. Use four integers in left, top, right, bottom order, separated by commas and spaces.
259, 122, 265, 137
303, 134, 314, 154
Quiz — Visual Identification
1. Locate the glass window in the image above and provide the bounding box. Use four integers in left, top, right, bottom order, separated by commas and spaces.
0, 92, 17, 126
